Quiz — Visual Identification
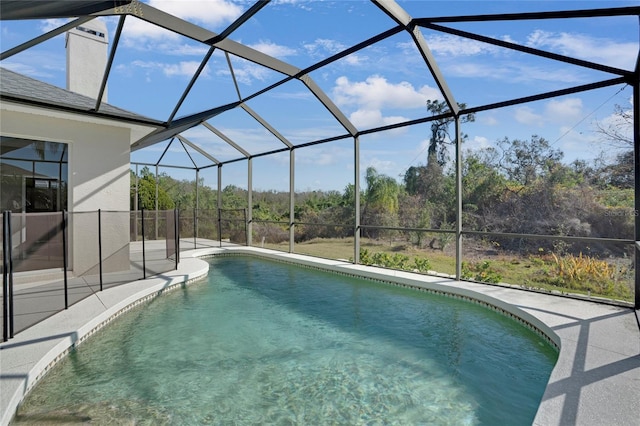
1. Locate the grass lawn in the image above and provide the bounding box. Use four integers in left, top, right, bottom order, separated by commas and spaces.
256, 237, 634, 303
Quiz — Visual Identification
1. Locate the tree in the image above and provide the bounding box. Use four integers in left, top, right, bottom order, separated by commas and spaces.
404, 99, 474, 204
598, 150, 634, 189
221, 185, 247, 209
361, 167, 400, 237
130, 167, 175, 210
363, 167, 400, 215
492, 135, 563, 186
425, 99, 475, 167
462, 153, 507, 215
595, 103, 633, 148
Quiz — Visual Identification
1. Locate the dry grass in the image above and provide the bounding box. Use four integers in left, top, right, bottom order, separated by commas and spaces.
255, 237, 634, 302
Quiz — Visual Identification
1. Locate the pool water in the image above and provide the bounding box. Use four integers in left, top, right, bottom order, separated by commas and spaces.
16, 256, 557, 425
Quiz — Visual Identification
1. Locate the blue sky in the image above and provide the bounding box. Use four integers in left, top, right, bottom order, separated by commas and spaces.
1, 0, 637, 192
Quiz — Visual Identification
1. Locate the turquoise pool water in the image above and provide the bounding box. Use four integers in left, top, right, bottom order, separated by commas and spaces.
16, 256, 557, 425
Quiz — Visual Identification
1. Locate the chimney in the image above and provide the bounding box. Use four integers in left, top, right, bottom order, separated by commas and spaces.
66, 19, 108, 102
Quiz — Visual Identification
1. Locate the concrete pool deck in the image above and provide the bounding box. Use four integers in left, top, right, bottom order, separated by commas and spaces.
1, 245, 639, 425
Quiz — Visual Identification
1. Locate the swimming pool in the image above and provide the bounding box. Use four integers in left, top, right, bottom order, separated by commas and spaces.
15, 255, 557, 425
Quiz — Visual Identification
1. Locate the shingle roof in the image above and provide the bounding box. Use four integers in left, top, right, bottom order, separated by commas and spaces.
0, 67, 158, 124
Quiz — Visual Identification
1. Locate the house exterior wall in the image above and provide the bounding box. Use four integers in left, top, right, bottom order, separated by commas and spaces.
1, 107, 131, 275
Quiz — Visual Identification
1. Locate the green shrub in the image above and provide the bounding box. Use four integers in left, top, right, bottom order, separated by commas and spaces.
359, 248, 372, 264
462, 261, 502, 284
359, 248, 429, 273
413, 256, 431, 273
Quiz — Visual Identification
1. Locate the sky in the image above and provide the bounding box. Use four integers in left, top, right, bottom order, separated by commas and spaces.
1, 0, 638, 192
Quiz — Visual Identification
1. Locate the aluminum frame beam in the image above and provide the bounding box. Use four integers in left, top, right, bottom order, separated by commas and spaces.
93, 2, 301, 78
201, 122, 251, 158
240, 104, 293, 148
1, 16, 95, 61
132, 102, 241, 151
176, 135, 221, 165
95, 16, 125, 112
372, 0, 459, 115
417, 6, 640, 23
92, 1, 357, 144
420, 22, 633, 78
634, 47, 640, 310
0, 1, 131, 20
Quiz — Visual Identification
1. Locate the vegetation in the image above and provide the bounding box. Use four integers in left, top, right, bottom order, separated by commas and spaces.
462, 261, 502, 284
358, 248, 432, 274
130, 103, 635, 302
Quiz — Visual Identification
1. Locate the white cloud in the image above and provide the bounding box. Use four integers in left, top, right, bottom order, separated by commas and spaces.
427, 29, 637, 71
39, 18, 69, 33
303, 38, 365, 64
121, 0, 243, 48
544, 98, 583, 123
466, 136, 490, 150
509, 62, 586, 84
272, 0, 304, 5
122, 17, 180, 46
364, 157, 397, 175
147, 0, 243, 27
333, 75, 440, 109
435, 29, 632, 84
349, 109, 407, 129
446, 59, 586, 84
120, 60, 209, 79
2, 62, 59, 80
481, 116, 499, 126
343, 54, 364, 66
526, 29, 637, 70
514, 97, 586, 129
163, 43, 210, 56
514, 106, 544, 126
304, 38, 346, 56
217, 61, 272, 85
248, 40, 297, 58
426, 34, 500, 56
164, 61, 210, 77
593, 98, 633, 146
296, 145, 350, 166
445, 62, 504, 79
332, 75, 441, 129
270, 91, 313, 100
415, 138, 431, 156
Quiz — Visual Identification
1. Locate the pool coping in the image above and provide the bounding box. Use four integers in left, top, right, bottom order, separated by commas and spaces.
1, 246, 639, 425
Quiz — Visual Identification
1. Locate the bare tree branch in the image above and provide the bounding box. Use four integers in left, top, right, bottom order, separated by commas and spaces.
595, 104, 632, 148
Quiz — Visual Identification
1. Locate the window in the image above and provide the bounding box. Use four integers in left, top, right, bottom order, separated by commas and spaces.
0, 137, 68, 212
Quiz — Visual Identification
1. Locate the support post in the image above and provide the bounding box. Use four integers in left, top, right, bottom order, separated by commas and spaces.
155, 165, 159, 240
8, 213, 14, 338
218, 165, 222, 248
455, 116, 463, 280
289, 148, 295, 253
3, 211, 12, 341
98, 209, 103, 291
62, 210, 69, 309
244, 208, 249, 246
195, 168, 199, 247
175, 208, 180, 270
634, 69, 640, 310
134, 164, 139, 241
354, 136, 361, 264
193, 208, 197, 250
141, 208, 146, 279
247, 158, 253, 247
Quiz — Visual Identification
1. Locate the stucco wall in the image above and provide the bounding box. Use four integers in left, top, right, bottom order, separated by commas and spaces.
66, 20, 109, 102
1, 107, 131, 275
